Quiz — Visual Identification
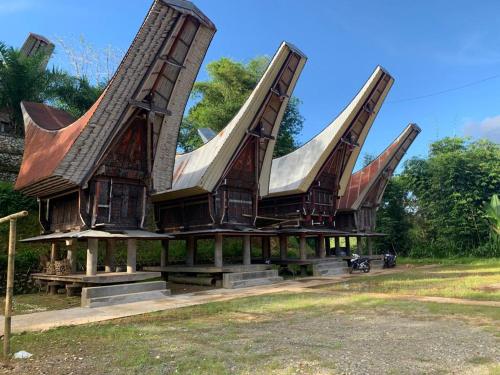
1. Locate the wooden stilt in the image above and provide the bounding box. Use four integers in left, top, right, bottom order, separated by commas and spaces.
367, 237, 373, 256
243, 235, 251, 265
325, 236, 331, 256
186, 236, 195, 266
127, 239, 137, 274
161, 239, 169, 267
50, 242, 58, 262
214, 234, 223, 268
319, 235, 326, 258
299, 234, 307, 261
334, 237, 340, 256
357, 237, 363, 255
279, 235, 288, 260
86, 239, 98, 276
262, 237, 271, 260
345, 236, 351, 256
104, 239, 115, 273
66, 240, 77, 274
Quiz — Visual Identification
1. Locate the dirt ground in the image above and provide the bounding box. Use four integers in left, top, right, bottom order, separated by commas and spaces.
1, 262, 499, 374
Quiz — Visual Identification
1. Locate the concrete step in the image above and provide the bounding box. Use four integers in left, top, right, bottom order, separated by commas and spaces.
223, 270, 277, 282
223, 269, 283, 289
228, 276, 284, 289
82, 281, 170, 307
85, 290, 171, 308
312, 262, 349, 276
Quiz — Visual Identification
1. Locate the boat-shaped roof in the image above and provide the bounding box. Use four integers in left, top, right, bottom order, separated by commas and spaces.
154, 42, 307, 201
15, 0, 216, 197
267, 66, 394, 197
337, 123, 421, 211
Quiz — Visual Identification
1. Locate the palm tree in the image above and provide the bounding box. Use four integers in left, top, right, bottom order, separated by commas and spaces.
0, 42, 51, 135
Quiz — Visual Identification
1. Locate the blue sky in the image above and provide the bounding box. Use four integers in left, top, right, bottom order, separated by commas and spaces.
1, 0, 500, 170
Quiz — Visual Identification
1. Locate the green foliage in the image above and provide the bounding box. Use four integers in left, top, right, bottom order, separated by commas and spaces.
484, 194, 500, 238
46, 71, 105, 118
0, 182, 37, 218
0, 40, 104, 134
374, 176, 412, 254
380, 137, 499, 257
178, 56, 303, 156
0, 42, 51, 135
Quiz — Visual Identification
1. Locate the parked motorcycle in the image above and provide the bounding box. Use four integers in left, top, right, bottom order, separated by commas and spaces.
383, 251, 397, 268
348, 253, 371, 273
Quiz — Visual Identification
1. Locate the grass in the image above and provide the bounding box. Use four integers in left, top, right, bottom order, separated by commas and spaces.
322, 260, 500, 301
0, 292, 80, 315
2, 261, 500, 374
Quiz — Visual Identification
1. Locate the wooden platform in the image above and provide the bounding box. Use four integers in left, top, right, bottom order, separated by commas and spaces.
31, 271, 161, 285
144, 264, 271, 274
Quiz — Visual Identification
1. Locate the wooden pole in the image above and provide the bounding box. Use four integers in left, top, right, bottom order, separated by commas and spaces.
243, 235, 251, 265
214, 234, 223, 268
3, 220, 16, 358
345, 236, 351, 256
2, 210, 27, 358
262, 237, 271, 260
334, 237, 340, 256
299, 234, 307, 261
66, 240, 77, 274
104, 240, 115, 273
186, 236, 195, 266
160, 240, 169, 268
318, 235, 326, 258
86, 239, 98, 276
127, 239, 137, 273
279, 235, 288, 260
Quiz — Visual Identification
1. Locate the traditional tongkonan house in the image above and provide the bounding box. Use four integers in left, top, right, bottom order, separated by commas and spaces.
258, 66, 394, 264
335, 123, 421, 255
150, 42, 306, 285
20, 33, 55, 68
15, 0, 216, 292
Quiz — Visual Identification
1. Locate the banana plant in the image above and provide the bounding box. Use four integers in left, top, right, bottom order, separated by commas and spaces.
484, 194, 500, 239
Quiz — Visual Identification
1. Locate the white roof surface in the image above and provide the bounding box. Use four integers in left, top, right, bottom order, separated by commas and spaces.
267, 66, 394, 197
154, 42, 307, 200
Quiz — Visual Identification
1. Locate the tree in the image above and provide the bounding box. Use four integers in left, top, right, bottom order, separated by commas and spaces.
47, 71, 105, 118
402, 137, 500, 256
373, 176, 412, 255
0, 42, 51, 135
178, 56, 303, 156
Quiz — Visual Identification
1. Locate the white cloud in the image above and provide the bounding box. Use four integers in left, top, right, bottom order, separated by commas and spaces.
463, 116, 500, 142
0, 0, 37, 14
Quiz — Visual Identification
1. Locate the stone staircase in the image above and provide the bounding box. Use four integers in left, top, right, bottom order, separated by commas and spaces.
223, 269, 283, 289
81, 281, 170, 308
312, 260, 349, 276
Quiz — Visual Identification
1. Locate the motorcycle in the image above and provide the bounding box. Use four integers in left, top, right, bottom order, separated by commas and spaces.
383, 250, 397, 268
348, 253, 371, 273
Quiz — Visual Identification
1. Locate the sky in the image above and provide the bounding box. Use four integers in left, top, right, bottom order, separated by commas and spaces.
1, 0, 500, 171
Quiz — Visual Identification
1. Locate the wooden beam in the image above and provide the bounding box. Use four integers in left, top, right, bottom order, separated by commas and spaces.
334, 237, 340, 256
262, 237, 271, 260
128, 99, 172, 116
67, 241, 77, 274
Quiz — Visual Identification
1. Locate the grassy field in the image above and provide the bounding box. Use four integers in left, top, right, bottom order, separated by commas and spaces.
321, 261, 500, 301
2, 260, 500, 374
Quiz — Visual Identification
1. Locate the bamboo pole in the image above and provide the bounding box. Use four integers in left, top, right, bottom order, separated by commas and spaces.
2, 210, 27, 358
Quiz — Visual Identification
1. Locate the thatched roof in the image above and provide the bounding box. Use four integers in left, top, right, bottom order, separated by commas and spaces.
337, 123, 421, 211
267, 66, 394, 197
15, 0, 216, 197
